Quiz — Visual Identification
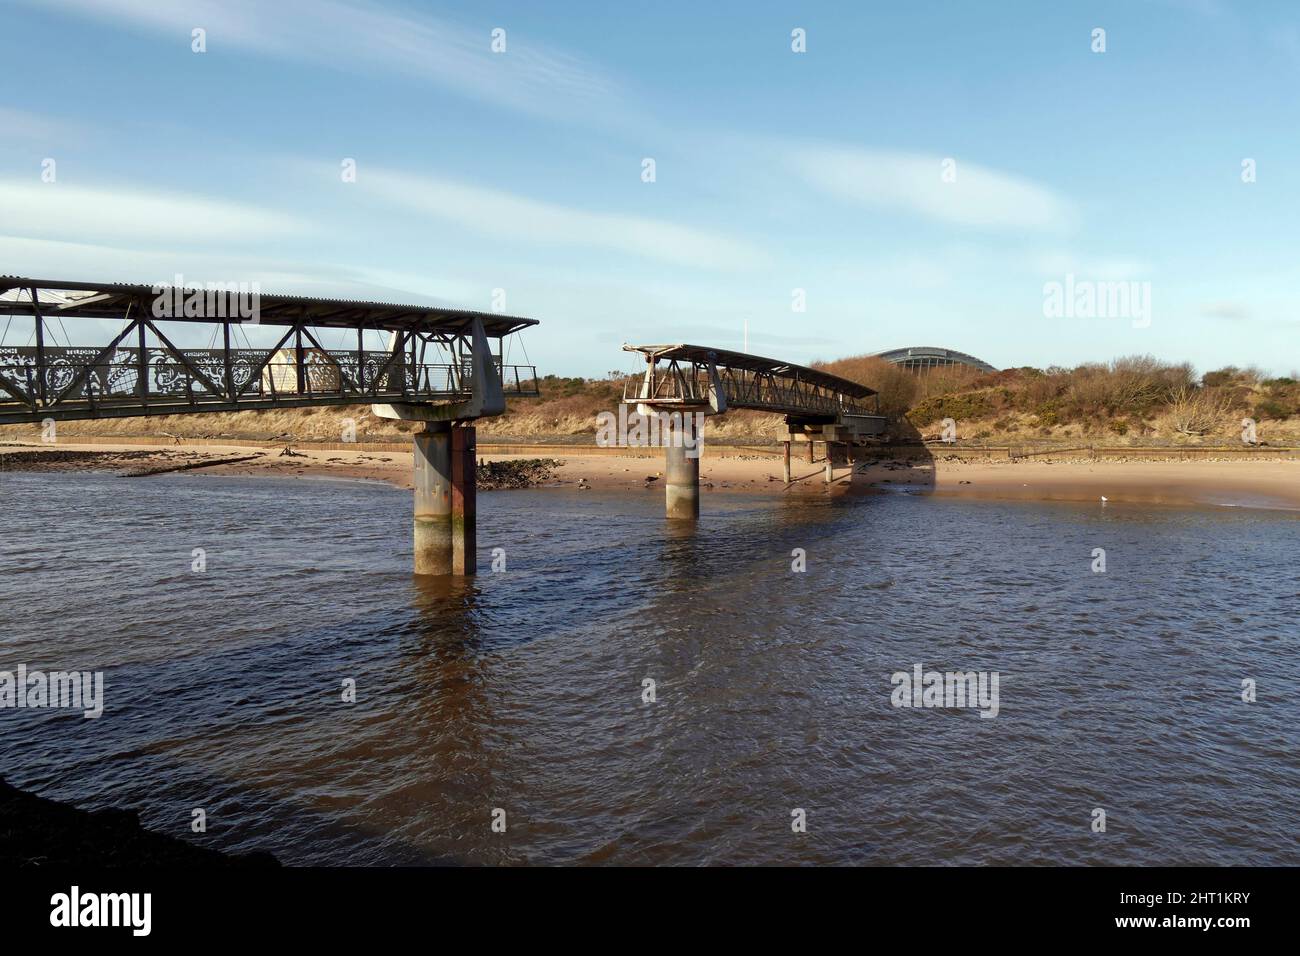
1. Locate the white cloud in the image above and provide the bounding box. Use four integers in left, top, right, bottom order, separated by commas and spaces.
27, 0, 619, 121
0, 179, 310, 245
356, 168, 766, 271
789, 146, 1074, 231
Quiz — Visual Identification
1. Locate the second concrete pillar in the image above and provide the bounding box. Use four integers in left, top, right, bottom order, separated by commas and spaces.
664, 413, 699, 520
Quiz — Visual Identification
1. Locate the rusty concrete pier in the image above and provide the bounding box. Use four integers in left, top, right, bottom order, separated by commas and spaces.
374, 316, 524, 575
663, 413, 700, 520
413, 423, 453, 575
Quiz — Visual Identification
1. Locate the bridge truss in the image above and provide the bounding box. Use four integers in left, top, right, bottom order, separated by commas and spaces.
0, 277, 539, 425
622, 343, 883, 423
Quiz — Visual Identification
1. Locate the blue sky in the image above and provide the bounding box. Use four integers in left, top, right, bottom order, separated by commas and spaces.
2, 0, 1298, 376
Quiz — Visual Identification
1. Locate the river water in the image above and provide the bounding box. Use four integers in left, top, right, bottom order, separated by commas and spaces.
0, 471, 1296, 865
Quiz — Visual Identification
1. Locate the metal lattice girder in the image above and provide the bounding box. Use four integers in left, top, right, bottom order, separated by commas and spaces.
622, 343, 886, 428
0, 277, 540, 425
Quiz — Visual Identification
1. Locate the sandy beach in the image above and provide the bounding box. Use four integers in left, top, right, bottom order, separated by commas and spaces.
4, 441, 1298, 512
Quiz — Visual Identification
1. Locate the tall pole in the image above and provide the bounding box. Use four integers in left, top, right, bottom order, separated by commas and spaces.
32, 288, 46, 406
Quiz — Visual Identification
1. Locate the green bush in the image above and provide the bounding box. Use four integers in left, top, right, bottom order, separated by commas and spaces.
1253, 399, 1294, 421
906, 391, 994, 428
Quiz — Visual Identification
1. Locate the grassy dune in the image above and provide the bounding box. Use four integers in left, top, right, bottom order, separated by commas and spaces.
2, 362, 1297, 446
815, 355, 1300, 446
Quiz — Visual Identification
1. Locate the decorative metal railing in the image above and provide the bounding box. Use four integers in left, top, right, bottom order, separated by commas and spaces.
0, 346, 536, 424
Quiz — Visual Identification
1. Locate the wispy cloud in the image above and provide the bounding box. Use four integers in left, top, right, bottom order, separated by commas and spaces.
0, 107, 74, 145
0, 233, 480, 308
1201, 301, 1251, 321
355, 167, 767, 271
28, 0, 620, 121
0, 179, 310, 245
789, 146, 1074, 231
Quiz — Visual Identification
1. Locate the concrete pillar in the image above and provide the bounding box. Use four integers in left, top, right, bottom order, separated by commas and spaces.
807, 437, 815, 464
413, 422, 452, 575
782, 440, 791, 483
825, 442, 850, 483
664, 413, 699, 520
451, 424, 477, 575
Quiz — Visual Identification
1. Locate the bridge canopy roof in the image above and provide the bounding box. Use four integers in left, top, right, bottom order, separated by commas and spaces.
0, 276, 539, 337
624, 343, 876, 399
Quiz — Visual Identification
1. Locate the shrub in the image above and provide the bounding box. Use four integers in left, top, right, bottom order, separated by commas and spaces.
1165, 385, 1233, 436
812, 355, 917, 417
1253, 398, 1293, 421
906, 391, 993, 428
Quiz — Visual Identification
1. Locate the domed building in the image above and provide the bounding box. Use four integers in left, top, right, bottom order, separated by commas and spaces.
872, 346, 997, 374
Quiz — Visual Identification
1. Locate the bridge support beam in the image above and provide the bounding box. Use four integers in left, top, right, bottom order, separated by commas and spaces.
782, 440, 791, 483
664, 414, 700, 520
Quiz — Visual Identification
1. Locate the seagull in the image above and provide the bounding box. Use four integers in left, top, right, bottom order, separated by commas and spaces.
1100, 496, 1108, 503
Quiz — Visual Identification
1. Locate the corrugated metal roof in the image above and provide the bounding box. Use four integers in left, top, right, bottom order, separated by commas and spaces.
0, 276, 539, 337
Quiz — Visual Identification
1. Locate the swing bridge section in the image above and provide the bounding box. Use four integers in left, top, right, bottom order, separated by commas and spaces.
0, 277, 539, 426
0, 276, 541, 577
622, 343, 890, 518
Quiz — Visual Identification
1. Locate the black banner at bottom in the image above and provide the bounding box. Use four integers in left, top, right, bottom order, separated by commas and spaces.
0, 865, 1281, 941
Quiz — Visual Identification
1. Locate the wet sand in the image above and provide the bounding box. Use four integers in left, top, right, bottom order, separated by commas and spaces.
3, 442, 1299, 511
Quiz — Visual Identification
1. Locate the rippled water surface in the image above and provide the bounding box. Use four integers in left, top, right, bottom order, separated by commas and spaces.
1, 471, 1296, 865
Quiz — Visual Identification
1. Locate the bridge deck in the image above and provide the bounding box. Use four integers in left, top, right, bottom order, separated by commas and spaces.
623, 343, 885, 427
0, 277, 539, 425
